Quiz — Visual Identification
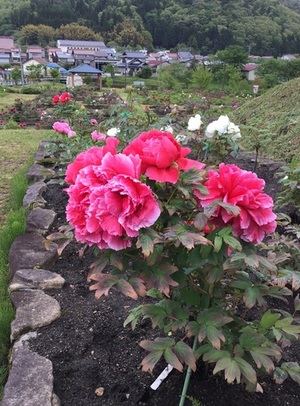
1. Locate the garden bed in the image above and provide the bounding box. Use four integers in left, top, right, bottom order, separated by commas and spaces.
27, 154, 300, 406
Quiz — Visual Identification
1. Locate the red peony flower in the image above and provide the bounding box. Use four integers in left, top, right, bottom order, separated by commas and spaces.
52, 94, 60, 104
196, 163, 277, 243
59, 92, 72, 103
66, 153, 160, 250
65, 137, 119, 184
123, 130, 205, 184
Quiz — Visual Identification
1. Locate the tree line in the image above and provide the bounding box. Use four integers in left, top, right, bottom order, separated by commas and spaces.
1, 0, 300, 55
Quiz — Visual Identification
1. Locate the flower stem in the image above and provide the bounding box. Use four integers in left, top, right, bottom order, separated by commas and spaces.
178, 335, 198, 406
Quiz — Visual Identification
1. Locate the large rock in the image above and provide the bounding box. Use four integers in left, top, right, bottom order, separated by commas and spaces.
9, 233, 58, 280
10, 289, 61, 341
23, 181, 47, 210
26, 163, 56, 183
34, 141, 52, 163
9, 268, 65, 292
26, 208, 56, 235
1, 338, 59, 406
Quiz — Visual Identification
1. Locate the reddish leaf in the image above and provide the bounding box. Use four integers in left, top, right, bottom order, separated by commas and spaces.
174, 341, 197, 372
89, 274, 117, 299
141, 351, 163, 372
144, 263, 179, 297
116, 279, 139, 300
129, 277, 147, 297
164, 347, 183, 372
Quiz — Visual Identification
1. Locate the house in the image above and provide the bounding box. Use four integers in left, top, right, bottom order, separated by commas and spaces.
22, 57, 47, 75
57, 40, 106, 53
147, 59, 171, 74
121, 51, 147, 62
115, 58, 148, 75
0, 37, 15, 64
26, 46, 45, 60
0, 53, 10, 65
281, 54, 297, 61
92, 49, 116, 70
0, 37, 14, 50
243, 63, 259, 81
72, 49, 96, 65
55, 52, 74, 65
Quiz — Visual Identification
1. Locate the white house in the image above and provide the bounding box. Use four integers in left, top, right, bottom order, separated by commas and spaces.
243, 63, 259, 81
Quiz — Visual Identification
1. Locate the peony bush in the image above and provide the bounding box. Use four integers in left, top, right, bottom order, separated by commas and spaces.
49, 94, 300, 403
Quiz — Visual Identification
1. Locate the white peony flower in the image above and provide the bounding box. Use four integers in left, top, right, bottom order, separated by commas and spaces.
160, 125, 173, 134
227, 122, 241, 141
107, 127, 120, 137
187, 114, 202, 131
205, 115, 230, 138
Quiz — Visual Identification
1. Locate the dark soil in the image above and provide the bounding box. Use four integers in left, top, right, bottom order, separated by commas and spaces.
29, 156, 300, 406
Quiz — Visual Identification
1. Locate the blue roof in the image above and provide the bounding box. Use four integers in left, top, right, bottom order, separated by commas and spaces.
68, 64, 102, 74
45, 62, 62, 68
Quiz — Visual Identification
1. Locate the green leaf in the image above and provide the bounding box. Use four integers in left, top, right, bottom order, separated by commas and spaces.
109, 252, 124, 271
294, 294, 300, 312
136, 230, 157, 257
235, 357, 257, 384
260, 310, 281, 329
123, 305, 143, 330
217, 201, 240, 216
206, 325, 225, 350
239, 331, 265, 349
214, 235, 223, 253
275, 317, 293, 328
223, 235, 242, 251
281, 362, 300, 385
244, 286, 266, 309
213, 357, 241, 384
250, 350, 275, 373
273, 367, 288, 384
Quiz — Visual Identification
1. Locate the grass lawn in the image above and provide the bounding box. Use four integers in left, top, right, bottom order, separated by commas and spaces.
0, 93, 36, 110
0, 129, 52, 226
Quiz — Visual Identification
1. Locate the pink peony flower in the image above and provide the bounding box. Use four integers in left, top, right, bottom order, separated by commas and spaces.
90, 119, 98, 126
65, 137, 119, 184
123, 130, 205, 184
66, 153, 160, 250
196, 163, 277, 243
91, 130, 106, 141
53, 121, 76, 137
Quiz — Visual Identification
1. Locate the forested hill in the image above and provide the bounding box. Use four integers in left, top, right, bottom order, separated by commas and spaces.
1, 0, 300, 55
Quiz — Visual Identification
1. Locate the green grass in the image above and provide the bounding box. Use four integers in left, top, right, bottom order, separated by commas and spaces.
0, 93, 36, 109
0, 129, 52, 224
0, 165, 32, 400
0, 125, 52, 399
231, 77, 300, 162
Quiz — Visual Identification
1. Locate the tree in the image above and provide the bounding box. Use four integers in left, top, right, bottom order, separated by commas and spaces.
137, 66, 152, 79
105, 18, 146, 47
11, 67, 22, 85
190, 66, 212, 90
216, 45, 249, 67
57, 23, 102, 41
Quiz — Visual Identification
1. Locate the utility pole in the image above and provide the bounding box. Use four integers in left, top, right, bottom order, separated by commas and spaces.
19, 46, 25, 86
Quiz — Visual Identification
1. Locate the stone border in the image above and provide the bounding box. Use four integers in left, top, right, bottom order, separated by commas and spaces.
1, 142, 64, 406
